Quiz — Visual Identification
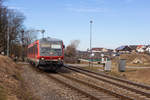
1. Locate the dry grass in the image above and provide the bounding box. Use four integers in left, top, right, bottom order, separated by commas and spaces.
109, 66, 150, 85
112, 53, 150, 66
80, 62, 150, 85
0, 55, 37, 100
107, 54, 150, 85
0, 85, 7, 100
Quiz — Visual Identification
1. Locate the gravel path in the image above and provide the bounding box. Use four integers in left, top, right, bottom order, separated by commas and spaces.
21, 64, 82, 100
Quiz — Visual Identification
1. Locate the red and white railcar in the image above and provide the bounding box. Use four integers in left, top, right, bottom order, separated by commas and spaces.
27, 37, 65, 71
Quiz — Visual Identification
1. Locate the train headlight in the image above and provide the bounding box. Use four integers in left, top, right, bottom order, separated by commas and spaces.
41, 58, 44, 60
58, 58, 61, 60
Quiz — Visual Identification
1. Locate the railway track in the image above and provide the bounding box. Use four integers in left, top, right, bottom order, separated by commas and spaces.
30, 64, 150, 100
30, 66, 122, 100
64, 65, 150, 100
47, 73, 130, 100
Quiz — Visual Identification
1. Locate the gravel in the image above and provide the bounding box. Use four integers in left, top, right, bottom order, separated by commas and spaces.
20, 63, 149, 100
63, 67, 149, 100
21, 64, 84, 100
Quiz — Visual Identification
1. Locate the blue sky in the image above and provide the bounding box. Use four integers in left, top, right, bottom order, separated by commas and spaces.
4, 0, 150, 50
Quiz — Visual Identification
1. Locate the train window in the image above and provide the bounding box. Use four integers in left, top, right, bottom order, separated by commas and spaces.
34, 45, 36, 55
51, 44, 61, 49
31, 47, 33, 56
41, 44, 50, 48
29, 48, 30, 55
30, 47, 31, 55
33, 46, 34, 55
35, 45, 37, 55
33, 46, 35, 57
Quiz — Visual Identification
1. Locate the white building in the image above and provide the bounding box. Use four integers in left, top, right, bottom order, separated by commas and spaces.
146, 47, 150, 53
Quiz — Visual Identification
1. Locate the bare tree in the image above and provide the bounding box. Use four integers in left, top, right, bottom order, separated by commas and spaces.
22, 29, 39, 59
8, 10, 25, 56
0, 1, 25, 57
24, 29, 38, 45
64, 40, 80, 63
65, 40, 80, 57
0, 0, 3, 6
0, 6, 8, 54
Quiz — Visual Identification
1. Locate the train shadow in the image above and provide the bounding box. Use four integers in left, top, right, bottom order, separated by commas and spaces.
57, 66, 72, 73
39, 66, 72, 74
29, 64, 72, 74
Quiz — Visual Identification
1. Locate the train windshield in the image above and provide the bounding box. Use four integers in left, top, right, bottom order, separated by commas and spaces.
41, 44, 51, 48
40, 42, 62, 56
51, 44, 61, 49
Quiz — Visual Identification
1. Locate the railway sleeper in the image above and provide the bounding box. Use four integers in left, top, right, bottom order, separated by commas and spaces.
65, 66, 150, 98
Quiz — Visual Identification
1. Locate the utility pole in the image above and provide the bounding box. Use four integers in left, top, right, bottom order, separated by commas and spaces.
7, 11, 11, 57
21, 30, 25, 61
7, 25, 9, 56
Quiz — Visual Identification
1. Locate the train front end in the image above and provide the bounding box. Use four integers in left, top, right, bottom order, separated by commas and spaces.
38, 38, 64, 70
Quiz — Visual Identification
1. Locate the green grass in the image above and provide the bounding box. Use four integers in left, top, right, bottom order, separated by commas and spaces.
0, 85, 7, 100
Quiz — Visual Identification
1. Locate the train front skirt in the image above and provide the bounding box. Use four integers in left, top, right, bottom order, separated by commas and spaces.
38, 60, 64, 71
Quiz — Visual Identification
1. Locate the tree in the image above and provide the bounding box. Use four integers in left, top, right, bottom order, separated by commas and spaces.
21, 28, 39, 60
64, 40, 80, 63
0, 1, 25, 57
24, 29, 39, 45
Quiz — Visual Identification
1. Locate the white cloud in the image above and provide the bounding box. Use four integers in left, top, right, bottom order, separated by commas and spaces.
68, 7, 106, 13
64, 0, 106, 13
7, 6, 21, 10
7, 6, 28, 11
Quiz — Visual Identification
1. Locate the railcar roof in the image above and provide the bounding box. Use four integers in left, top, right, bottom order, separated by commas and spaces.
39, 37, 62, 42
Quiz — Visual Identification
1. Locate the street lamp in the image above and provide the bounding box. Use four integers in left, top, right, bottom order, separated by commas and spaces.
89, 20, 93, 68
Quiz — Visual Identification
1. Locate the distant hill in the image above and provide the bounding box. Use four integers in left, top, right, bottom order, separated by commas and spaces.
112, 53, 150, 65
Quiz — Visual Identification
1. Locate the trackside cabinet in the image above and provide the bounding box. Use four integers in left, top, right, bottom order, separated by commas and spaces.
104, 61, 112, 71
118, 59, 126, 72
